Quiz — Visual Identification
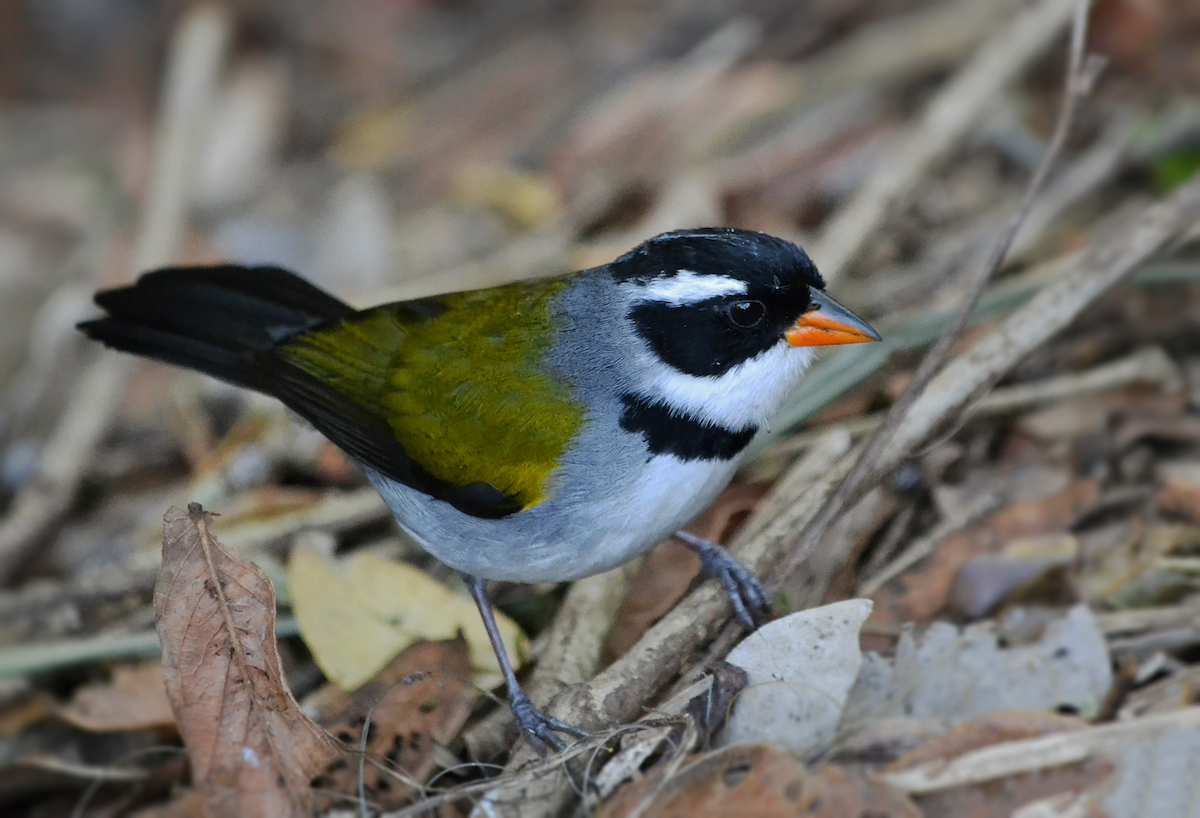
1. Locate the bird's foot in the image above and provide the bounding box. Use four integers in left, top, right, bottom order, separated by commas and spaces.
674, 531, 771, 629
510, 688, 588, 755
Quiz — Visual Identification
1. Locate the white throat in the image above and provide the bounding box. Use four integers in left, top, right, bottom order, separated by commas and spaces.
634, 342, 817, 430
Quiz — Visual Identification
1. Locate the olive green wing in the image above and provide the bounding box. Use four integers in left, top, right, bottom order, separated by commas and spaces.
275, 278, 583, 518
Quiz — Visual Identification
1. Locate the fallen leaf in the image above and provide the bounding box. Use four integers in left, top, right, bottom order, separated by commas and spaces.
58, 663, 176, 733
802, 765, 922, 818
947, 534, 1079, 619
311, 638, 473, 809
1158, 460, 1200, 524
289, 547, 526, 691
871, 480, 1100, 626
156, 504, 342, 818
603, 541, 700, 664
723, 599, 873, 755
452, 163, 562, 229
0, 691, 57, 738
598, 745, 919, 818
845, 605, 1113, 724
880, 710, 1200, 818
887, 711, 1087, 773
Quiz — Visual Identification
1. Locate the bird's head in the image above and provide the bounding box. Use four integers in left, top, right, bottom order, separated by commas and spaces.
611, 227, 880, 429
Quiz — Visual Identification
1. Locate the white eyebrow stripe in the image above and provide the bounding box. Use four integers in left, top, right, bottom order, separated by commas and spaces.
639, 269, 748, 303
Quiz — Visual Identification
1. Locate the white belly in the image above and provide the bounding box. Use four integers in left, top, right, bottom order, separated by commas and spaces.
367, 453, 741, 583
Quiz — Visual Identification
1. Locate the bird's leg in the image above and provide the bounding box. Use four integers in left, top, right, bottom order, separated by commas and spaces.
673, 531, 771, 629
462, 573, 588, 754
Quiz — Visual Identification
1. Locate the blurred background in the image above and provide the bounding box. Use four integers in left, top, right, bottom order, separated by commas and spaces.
3, 0, 1200, 813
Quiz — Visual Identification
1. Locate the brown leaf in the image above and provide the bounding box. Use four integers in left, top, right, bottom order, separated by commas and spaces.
598, 746, 919, 818
871, 480, 1100, 626
0, 691, 57, 737
155, 504, 342, 818
802, 765, 922, 818
58, 663, 176, 733
1158, 461, 1200, 524
311, 638, 474, 809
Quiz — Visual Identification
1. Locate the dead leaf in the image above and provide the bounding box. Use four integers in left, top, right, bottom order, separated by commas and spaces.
58, 663, 176, 733
311, 638, 473, 809
887, 711, 1088, 773
871, 480, 1100, 626
845, 605, 1113, 724
156, 504, 342, 818
723, 599, 872, 754
0, 691, 57, 737
289, 547, 525, 691
603, 541, 700, 664
802, 765, 922, 818
451, 163, 562, 229
947, 533, 1079, 619
1158, 460, 1200, 524
1119, 662, 1200, 719
598, 745, 919, 818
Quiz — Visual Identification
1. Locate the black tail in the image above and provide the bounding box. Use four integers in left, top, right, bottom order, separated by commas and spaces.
78, 265, 354, 392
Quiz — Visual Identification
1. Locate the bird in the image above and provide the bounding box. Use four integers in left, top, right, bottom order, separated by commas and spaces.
78, 227, 880, 751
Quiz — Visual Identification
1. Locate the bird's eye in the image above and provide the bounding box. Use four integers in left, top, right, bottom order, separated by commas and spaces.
727, 300, 765, 328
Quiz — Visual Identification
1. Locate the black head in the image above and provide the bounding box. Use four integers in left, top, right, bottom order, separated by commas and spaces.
610, 228, 826, 377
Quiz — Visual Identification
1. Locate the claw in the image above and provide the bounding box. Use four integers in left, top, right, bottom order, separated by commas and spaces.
510, 688, 588, 755
674, 531, 771, 629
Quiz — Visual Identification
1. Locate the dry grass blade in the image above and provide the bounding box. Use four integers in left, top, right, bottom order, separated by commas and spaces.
156, 504, 341, 817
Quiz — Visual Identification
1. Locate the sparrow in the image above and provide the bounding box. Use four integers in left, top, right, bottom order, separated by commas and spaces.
79, 227, 879, 751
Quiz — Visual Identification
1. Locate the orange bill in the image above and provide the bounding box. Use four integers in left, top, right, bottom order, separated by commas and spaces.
785, 289, 881, 347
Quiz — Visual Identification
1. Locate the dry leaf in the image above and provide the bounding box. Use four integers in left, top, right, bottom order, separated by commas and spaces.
887, 712, 1088, 773
312, 638, 473, 808
0, 691, 58, 738
723, 599, 873, 755
845, 605, 1113, 724
156, 504, 342, 818
603, 540, 700, 663
871, 480, 1100, 626
1158, 460, 1200, 524
58, 663, 176, 733
289, 547, 526, 691
598, 745, 919, 818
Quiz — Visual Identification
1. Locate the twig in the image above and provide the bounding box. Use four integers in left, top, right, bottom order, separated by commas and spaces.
769, 0, 1099, 595
879, 706, 1200, 795
0, 618, 302, 679
811, 0, 1079, 285
0, 4, 232, 583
